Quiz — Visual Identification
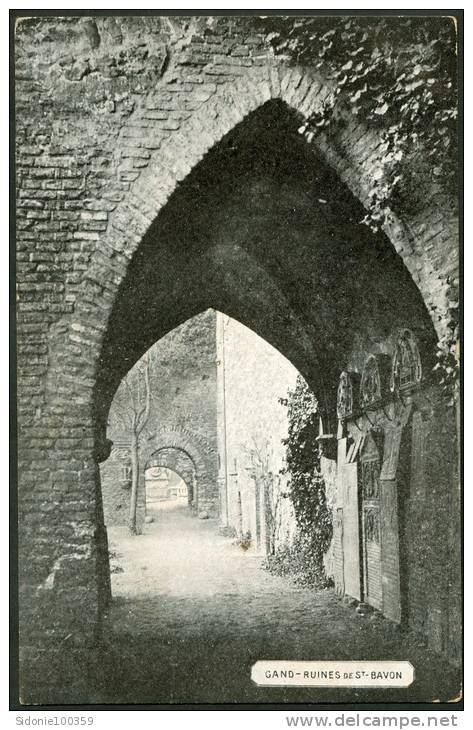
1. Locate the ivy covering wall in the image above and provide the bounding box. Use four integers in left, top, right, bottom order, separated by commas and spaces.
266, 376, 333, 587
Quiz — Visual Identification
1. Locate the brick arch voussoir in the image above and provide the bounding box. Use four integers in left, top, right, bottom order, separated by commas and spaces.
145, 447, 195, 492
51, 60, 447, 403
142, 426, 209, 480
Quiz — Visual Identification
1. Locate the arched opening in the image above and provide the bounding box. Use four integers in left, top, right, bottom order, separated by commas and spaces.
29, 93, 458, 703
93, 99, 440, 650
100, 310, 312, 637
93, 99, 437, 439
145, 465, 188, 504
93, 96, 441, 620
14, 14, 460, 706
145, 450, 194, 509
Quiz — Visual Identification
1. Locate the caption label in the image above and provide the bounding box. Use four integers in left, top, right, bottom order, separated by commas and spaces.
251, 661, 414, 687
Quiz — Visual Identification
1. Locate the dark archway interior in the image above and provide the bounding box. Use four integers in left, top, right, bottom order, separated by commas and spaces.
94, 100, 437, 431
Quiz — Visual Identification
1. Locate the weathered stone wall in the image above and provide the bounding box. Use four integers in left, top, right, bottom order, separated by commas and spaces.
323, 329, 460, 663
100, 309, 218, 527
216, 312, 298, 551
15, 15, 459, 703
99, 441, 132, 526
344, 333, 459, 663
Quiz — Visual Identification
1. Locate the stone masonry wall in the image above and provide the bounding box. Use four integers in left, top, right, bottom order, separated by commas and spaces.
100, 309, 218, 527
15, 15, 459, 703
321, 327, 460, 663
99, 441, 132, 526
217, 312, 298, 551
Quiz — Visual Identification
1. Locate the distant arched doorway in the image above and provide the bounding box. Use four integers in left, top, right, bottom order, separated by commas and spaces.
142, 427, 214, 515
21, 56, 458, 703
145, 447, 196, 515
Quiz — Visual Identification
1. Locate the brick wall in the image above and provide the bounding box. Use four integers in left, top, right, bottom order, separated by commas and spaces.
325, 343, 460, 664
99, 442, 132, 526
15, 15, 459, 702
100, 309, 218, 527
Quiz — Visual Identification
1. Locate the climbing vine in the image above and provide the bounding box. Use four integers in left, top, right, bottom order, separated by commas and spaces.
433, 301, 460, 405
257, 15, 457, 229
256, 15, 459, 401
266, 376, 333, 588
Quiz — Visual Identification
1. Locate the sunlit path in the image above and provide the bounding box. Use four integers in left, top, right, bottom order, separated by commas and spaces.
94, 504, 458, 705
108, 500, 278, 600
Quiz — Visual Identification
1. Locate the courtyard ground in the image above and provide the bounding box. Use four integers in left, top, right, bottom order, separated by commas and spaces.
92, 501, 461, 705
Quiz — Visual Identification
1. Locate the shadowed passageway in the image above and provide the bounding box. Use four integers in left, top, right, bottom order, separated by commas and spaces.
94, 504, 459, 704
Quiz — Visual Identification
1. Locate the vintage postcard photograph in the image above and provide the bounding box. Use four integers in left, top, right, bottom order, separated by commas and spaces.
12, 9, 462, 708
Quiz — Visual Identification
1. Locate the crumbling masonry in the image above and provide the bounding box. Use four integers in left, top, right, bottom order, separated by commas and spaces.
15, 15, 460, 703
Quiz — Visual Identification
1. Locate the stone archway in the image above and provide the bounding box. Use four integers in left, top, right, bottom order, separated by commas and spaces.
16, 35, 458, 703
41, 60, 456, 486
34, 87, 443, 675
145, 448, 196, 506
46, 61, 455, 391
141, 426, 217, 518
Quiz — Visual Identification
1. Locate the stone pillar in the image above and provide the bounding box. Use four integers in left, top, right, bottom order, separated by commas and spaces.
95, 432, 112, 607
19, 409, 109, 703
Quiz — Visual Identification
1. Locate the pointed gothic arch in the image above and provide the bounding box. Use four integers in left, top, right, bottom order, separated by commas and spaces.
46, 61, 451, 422
16, 19, 460, 706
37, 65, 442, 635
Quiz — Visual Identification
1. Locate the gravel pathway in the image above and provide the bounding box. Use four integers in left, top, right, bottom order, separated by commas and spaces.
93, 502, 460, 705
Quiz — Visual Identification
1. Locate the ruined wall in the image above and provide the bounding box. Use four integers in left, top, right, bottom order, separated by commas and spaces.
344, 333, 458, 662
100, 309, 218, 526
99, 441, 132, 526
324, 329, 460, 663
15, 14, 459, 703
217, 312, 298, 551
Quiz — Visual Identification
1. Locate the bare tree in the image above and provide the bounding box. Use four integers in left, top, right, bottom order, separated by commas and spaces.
112, 353, 152, 534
